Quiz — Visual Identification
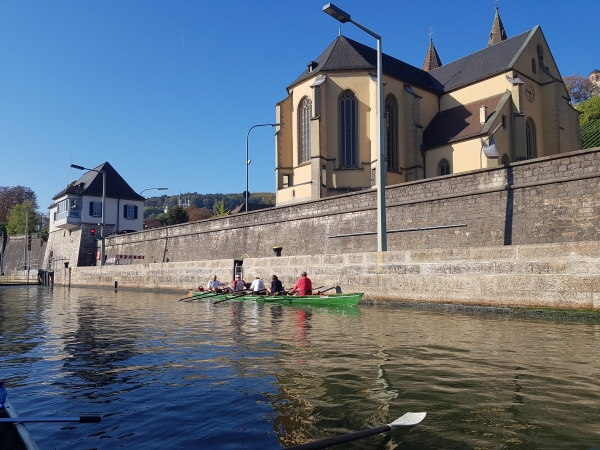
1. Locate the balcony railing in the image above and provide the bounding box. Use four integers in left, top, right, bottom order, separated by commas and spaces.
56, 210, 81, 220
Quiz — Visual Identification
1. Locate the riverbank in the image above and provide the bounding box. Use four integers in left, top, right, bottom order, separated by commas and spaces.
52, 240, 600, 311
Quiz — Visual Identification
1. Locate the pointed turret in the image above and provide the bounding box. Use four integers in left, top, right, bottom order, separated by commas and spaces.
422, 38, 442, 72
488, 6, 507, 46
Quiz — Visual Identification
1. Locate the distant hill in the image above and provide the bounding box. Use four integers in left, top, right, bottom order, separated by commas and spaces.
144, 192, 275, 219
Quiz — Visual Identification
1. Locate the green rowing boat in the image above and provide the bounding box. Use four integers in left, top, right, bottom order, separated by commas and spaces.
187, 291, 363, 307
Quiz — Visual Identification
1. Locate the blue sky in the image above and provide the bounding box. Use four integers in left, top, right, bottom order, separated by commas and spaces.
1, 0, 597, 209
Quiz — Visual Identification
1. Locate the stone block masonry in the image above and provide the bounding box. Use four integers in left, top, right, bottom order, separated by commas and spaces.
102, 147, 600, 264
55, 241, 600, 310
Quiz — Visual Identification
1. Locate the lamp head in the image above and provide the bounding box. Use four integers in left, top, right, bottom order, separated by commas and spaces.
70, 164, 86, 170
323, 3, 351, 23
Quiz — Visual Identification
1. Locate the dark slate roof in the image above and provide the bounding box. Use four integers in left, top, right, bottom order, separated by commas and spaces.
428, 28, 534, 92
288, 36, 442, 92
423, 93, 505, 149
53, 162, 144, 201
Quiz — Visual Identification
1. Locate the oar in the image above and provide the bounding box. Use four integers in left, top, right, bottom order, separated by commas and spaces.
316, 286, 336, 294
0, 415, 102, 423
287, 412, 426, 450
177, 290, 213, 302
213, 290, 253, 305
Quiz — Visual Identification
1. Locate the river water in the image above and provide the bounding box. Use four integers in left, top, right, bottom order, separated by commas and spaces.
1, 286, 599, 449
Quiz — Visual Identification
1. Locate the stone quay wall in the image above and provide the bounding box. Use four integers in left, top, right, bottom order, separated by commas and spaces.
102, 147, 600, 264
54, 240, 600, 310
1, 234, 47, 273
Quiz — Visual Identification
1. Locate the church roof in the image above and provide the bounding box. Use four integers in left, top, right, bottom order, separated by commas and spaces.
423, 93, 505, 149
53, 162, 144, 201
488, 6, 508, 46
428, 28, 534, 92
288, 35, 441, 92
289, 27, 536, 95
422, 39, 442, 72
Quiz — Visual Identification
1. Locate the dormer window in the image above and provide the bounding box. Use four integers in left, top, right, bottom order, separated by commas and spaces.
307, 61, 318, 72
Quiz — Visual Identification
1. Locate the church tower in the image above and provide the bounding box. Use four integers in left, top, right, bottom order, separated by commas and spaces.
488, 6, 507, 46
422, 38, 442, 72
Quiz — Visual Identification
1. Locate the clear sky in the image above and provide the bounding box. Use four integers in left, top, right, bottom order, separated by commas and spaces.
1, 0, 597, 209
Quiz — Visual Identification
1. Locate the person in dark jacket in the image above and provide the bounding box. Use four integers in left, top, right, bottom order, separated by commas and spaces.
267, 275, 284, 295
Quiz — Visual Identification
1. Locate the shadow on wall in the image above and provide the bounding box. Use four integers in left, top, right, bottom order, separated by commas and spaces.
504, 166, 514, 245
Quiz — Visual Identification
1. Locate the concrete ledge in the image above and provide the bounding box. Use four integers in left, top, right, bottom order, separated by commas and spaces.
54, 241, 600, 311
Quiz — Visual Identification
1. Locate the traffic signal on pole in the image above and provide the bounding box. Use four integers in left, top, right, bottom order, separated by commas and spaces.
90, 228, 96, 237
27, 234, 32, 251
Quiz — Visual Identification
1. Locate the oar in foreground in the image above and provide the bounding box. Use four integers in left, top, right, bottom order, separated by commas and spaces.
0, 415, 101, 423
286, 412, 426, 450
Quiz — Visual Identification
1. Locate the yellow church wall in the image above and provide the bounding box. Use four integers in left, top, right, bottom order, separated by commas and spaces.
276, 183, 313, 205
323, 73, 374, 190
289, 81, 317, 168
425, 145, 453, 177
275, 96, 293, 171
440, 73, 509, 111
293, 163, 312, 185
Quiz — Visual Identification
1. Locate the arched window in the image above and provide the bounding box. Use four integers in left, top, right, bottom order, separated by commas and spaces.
526, 118, 537, 159
385, 95, 398, 171
299, 97, 312, 163
531, 58, 537, 74
339, 90, 358, 167
438, 159, 450, 176
537, 45, 544, 65
501, 154, 510, 165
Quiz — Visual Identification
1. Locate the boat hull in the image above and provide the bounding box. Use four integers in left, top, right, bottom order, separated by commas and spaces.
0, 399, 39, 450
188, 291, 363, 307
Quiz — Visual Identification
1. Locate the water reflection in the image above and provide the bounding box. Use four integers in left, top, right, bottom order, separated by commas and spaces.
0, 286, 599, 449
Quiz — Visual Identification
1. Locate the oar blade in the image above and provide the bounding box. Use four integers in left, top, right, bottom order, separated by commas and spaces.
390, 412, 426, 427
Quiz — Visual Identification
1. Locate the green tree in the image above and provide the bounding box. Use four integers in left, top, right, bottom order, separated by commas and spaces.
577, 96, 600, 124
6, 200, 41, 235
163, 206, 188, 226
212, 200, 230, 217
0, 186, 37, 223
38, 225, 49, 244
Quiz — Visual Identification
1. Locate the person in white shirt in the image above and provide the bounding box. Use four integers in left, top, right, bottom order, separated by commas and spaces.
207, 275, 223, 292
249, 277, 265, 294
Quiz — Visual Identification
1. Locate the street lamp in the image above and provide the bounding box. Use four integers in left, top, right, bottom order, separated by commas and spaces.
323, 3, 387, 251
71, 164, 106, 266
140, 187, 168, 196
246, 123, 283, 212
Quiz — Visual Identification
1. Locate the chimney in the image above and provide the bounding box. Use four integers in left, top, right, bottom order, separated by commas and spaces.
480, 105, 487, 125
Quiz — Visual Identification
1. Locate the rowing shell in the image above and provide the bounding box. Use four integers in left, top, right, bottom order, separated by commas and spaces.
188, 291, 363, 307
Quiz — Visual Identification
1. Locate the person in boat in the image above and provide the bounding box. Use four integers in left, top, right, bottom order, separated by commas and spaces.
231, 274, 246, 293
249, 276, 265, 294
207, 275, 223, 292
266, 275, 284, 295
289, 271, 313, 296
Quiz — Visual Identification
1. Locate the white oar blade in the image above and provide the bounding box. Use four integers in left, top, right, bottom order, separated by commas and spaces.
390, 412, 426, 427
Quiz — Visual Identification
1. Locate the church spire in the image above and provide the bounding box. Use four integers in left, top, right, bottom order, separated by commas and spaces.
488, 5, 507, 46
422, 28, 442, 72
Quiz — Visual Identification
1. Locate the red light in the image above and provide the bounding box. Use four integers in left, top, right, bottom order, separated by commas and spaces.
90, 229, 96, 236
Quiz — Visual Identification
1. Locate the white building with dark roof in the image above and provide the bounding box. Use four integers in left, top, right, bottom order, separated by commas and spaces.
274, 7, 581, 205
46, 162, 145, 267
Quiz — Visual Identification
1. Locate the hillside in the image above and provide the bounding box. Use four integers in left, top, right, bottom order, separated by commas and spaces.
144, 192, 275, 219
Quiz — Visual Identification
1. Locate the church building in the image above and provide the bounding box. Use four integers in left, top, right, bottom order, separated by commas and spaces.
274, 7, 581, 205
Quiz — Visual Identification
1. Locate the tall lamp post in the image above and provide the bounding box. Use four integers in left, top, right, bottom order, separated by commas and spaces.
140, 187, 168, 196
323, 3, 387, 251
246, 123, 283, 212
71, 164, 106, 266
